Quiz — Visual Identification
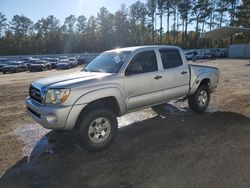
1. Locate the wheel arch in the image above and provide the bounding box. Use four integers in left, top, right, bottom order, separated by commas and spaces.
199, 78, 210, 87
74, 96, 122, 130
190, 74, 211, 95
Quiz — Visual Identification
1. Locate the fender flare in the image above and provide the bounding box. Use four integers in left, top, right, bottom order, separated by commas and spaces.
74, 87, 127, 115
189, 73, 211, 95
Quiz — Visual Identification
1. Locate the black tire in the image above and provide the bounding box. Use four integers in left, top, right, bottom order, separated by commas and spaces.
16, 68, 21, 73
188, 85, 210, 113
77, 108, 118, 152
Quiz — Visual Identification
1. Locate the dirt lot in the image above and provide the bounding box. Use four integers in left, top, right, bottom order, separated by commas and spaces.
0, 59, 250, 188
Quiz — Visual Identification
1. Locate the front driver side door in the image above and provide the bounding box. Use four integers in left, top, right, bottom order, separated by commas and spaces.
123, 50, 164, 111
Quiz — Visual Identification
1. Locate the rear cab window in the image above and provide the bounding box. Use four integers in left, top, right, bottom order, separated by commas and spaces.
159, 49, 183, 69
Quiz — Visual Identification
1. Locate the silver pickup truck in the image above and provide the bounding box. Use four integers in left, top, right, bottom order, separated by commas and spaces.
26, 45, 219, 151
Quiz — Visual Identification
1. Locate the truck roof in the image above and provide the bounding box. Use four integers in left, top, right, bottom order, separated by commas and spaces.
107, 45, 181, 53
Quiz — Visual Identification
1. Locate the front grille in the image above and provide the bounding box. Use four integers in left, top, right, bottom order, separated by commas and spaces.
29, 85, 42, 104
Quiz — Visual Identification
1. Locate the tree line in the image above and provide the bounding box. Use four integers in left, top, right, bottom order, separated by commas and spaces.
0, 0, 249, 55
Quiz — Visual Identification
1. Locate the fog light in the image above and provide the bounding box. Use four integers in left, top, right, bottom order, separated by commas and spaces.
46, 113, 57, 123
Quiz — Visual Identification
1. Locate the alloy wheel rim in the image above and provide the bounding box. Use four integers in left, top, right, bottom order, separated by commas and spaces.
198, 90, 208, 107
88, 117, 111, 143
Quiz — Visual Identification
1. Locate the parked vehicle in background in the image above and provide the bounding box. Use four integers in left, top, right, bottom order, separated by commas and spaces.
0, 63, 7, 70
42, 57, 59, 69
203, 51, 213, 60
206, 48, 228, 59
0, 58, 7, 63
184, 50, 198, 61
56, 59, 72, 70
0, 60, 9, 70
84, 55, 98, 64
77, 56, 86, 65
68, 57, 78, 67
1, 61, 28, 74
49, 58, 60, 69
216, 48, 227, 58
195, 51, 212, 60
208, 50, 216, 59
0, 61, 10, 72
26, 58, 40, 71
59, 56, 68, 60
29, 60, 51, 72
19, 57, 32, 63
195, 51, 203, 60
26, 45, 219, 151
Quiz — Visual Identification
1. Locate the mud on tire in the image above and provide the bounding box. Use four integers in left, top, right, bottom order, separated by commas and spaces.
76, 108, 118, 152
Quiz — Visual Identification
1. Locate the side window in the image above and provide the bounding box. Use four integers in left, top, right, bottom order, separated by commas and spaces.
159, 49, 183, 69
125, 51, 158, 76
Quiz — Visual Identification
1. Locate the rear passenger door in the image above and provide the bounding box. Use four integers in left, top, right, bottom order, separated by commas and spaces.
158, 49, 190, 100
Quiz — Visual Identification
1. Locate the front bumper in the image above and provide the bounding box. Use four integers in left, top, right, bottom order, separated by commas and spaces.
26, 97, 85, 130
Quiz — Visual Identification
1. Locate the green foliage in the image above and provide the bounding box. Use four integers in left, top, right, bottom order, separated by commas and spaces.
0, 12, 7, 37
0, 0, 248, 55
234, 0, 250, 28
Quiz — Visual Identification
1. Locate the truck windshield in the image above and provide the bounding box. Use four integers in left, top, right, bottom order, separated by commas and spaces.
83, 51, 131, 73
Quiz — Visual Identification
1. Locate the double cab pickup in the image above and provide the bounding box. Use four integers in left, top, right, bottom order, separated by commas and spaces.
26, 45, 219, 151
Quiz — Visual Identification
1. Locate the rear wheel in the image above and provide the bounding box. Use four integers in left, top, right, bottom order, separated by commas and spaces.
77, 108, 118, 152
188, 85, 210, 113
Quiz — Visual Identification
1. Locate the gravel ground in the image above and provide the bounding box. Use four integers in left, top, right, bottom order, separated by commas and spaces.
0, 59, 249, 188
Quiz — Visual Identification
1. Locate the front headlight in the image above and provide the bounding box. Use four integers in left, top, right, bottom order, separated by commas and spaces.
45, 89, 70, 104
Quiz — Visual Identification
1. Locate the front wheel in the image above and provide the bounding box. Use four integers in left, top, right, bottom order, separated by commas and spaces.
188, 85, 210, 113
77, 108, 118, 152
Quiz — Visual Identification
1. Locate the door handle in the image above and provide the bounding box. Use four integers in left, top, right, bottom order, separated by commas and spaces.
154, 75, 162, 80
181, 71, 188, 75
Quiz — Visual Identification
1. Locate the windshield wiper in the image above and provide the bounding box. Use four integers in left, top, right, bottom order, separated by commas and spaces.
92, 69, 102, 72
82, 68, 104, 73
82, 68, 89, 72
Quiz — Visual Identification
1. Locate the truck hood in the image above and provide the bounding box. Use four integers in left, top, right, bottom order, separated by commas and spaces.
35, 71, 112, 88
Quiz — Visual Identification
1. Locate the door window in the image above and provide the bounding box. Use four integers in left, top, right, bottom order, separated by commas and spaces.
125, 51, 158, 75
